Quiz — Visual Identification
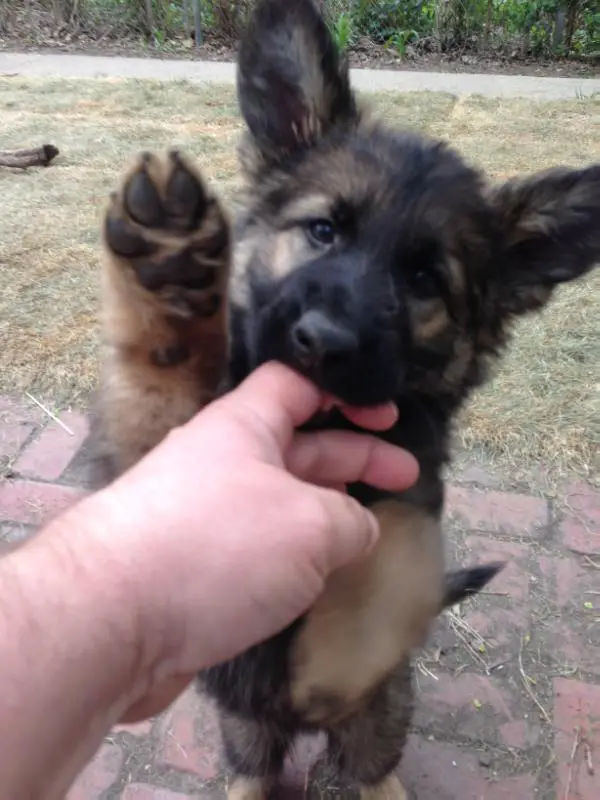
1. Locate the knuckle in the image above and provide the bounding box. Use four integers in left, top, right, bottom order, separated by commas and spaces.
302, 493, 332, 535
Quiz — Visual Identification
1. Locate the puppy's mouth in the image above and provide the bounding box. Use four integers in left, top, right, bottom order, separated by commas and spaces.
296, 393, 342, 431
301, 406, 346, 432
242, 289, 401, 408
301, 392, 398, 434
320, 393, 343, 414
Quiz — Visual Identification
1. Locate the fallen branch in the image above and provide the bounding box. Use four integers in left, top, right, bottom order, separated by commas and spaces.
0, 144, 60, 169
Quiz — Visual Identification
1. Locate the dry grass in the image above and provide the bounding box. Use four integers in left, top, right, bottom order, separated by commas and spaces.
0, 77, 598, 485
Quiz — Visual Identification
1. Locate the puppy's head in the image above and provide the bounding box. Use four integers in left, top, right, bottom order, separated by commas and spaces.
233, 0, 600, 408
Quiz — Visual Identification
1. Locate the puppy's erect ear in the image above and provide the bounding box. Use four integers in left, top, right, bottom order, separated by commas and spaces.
488, 164, 600, 319
236, 0, 356, 160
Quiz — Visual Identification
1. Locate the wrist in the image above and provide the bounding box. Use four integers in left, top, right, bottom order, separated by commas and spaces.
61, 481, 199, 685
28, 495, 146, 697
45, 489, 166, 693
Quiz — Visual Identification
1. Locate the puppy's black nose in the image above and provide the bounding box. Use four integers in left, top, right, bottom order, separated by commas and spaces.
291, 310, 358, 368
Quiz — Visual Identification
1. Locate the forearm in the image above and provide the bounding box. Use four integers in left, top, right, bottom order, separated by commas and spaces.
0, 496, 144, 799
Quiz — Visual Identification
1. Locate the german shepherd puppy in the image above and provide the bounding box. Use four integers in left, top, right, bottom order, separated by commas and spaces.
88, 0, 600, 796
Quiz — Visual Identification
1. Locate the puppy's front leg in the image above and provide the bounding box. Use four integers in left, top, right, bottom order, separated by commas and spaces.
290, 500, 444, 725
90, 150, 231, 484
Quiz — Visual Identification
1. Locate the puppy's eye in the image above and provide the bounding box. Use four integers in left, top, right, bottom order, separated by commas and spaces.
408, 268, 440, 300
306, 219, 336, 247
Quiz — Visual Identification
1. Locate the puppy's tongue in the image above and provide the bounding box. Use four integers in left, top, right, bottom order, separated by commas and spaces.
320, 393, 342, 413
319, 394, 399, 431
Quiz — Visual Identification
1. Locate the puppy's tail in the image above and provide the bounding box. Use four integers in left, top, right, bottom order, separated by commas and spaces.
442, 561, 505, 609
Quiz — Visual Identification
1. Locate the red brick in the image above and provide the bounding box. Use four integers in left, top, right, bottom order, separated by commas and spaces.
537, 556, 600, 676
122, 788, 196, 800
539, 555, 597, 609
459, 537, 532, 647
0, 395, 46, 425
463, 536, 530, 602
464, 602, 530, 648
554, 678, 600, 800
561, 517, 600, 556
414, 672, 516, 745
0, 479, 83, 525
399, 735, 484, 798
560, 482, 600, 555
548, 624, 600, 679
457, 465, 502, 488
0, 420, 33, 461
67, 742, 123, 799
499, 719, 541, 749
401, 736, 535, 798
14, 411, 89, 481
565, 482, 600, 526
485, 775, 537, 798
447, 486, 548, 535
156, 688, 220, 780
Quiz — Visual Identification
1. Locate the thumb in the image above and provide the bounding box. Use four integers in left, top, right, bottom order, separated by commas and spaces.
310, 486, 380, 576
120, 675, 192, 723
216, 361, 323, 450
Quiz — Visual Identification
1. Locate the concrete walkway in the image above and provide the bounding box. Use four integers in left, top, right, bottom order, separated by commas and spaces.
1, 51, 599, 99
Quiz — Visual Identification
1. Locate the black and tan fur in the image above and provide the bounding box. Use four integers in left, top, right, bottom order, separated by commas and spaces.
88, 0, 600, 796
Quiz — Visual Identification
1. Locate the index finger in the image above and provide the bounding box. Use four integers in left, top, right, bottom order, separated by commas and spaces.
219, 362, 399, 452
287, 430, 419, 492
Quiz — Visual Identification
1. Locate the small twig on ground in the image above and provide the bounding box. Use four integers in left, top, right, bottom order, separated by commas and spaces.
584, 740, 594, 775
447, 607, 490, 671
415, 656, 439, 681
583, 556, 600, 570
165, 728, 187, 759
518, 635, 551, 725
25, 393, 73, 435
564, 726, 582, 799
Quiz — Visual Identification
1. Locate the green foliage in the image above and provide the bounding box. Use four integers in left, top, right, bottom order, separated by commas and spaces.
386, 28, 419, 58
80, 0, 146, 35
10, 0, 599, 57
570, 4, 600, 54
331, 10, 357, 53
353, 0, 428, 44
331, 0, 598, 57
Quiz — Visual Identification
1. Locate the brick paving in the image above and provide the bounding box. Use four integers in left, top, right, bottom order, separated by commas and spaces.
1, 395, 598, 799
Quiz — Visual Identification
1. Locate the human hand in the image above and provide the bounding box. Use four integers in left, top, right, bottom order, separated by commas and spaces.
75, 362, 419, 720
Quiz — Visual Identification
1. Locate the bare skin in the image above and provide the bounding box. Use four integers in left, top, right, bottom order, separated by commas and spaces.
0, 362, 419, 799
